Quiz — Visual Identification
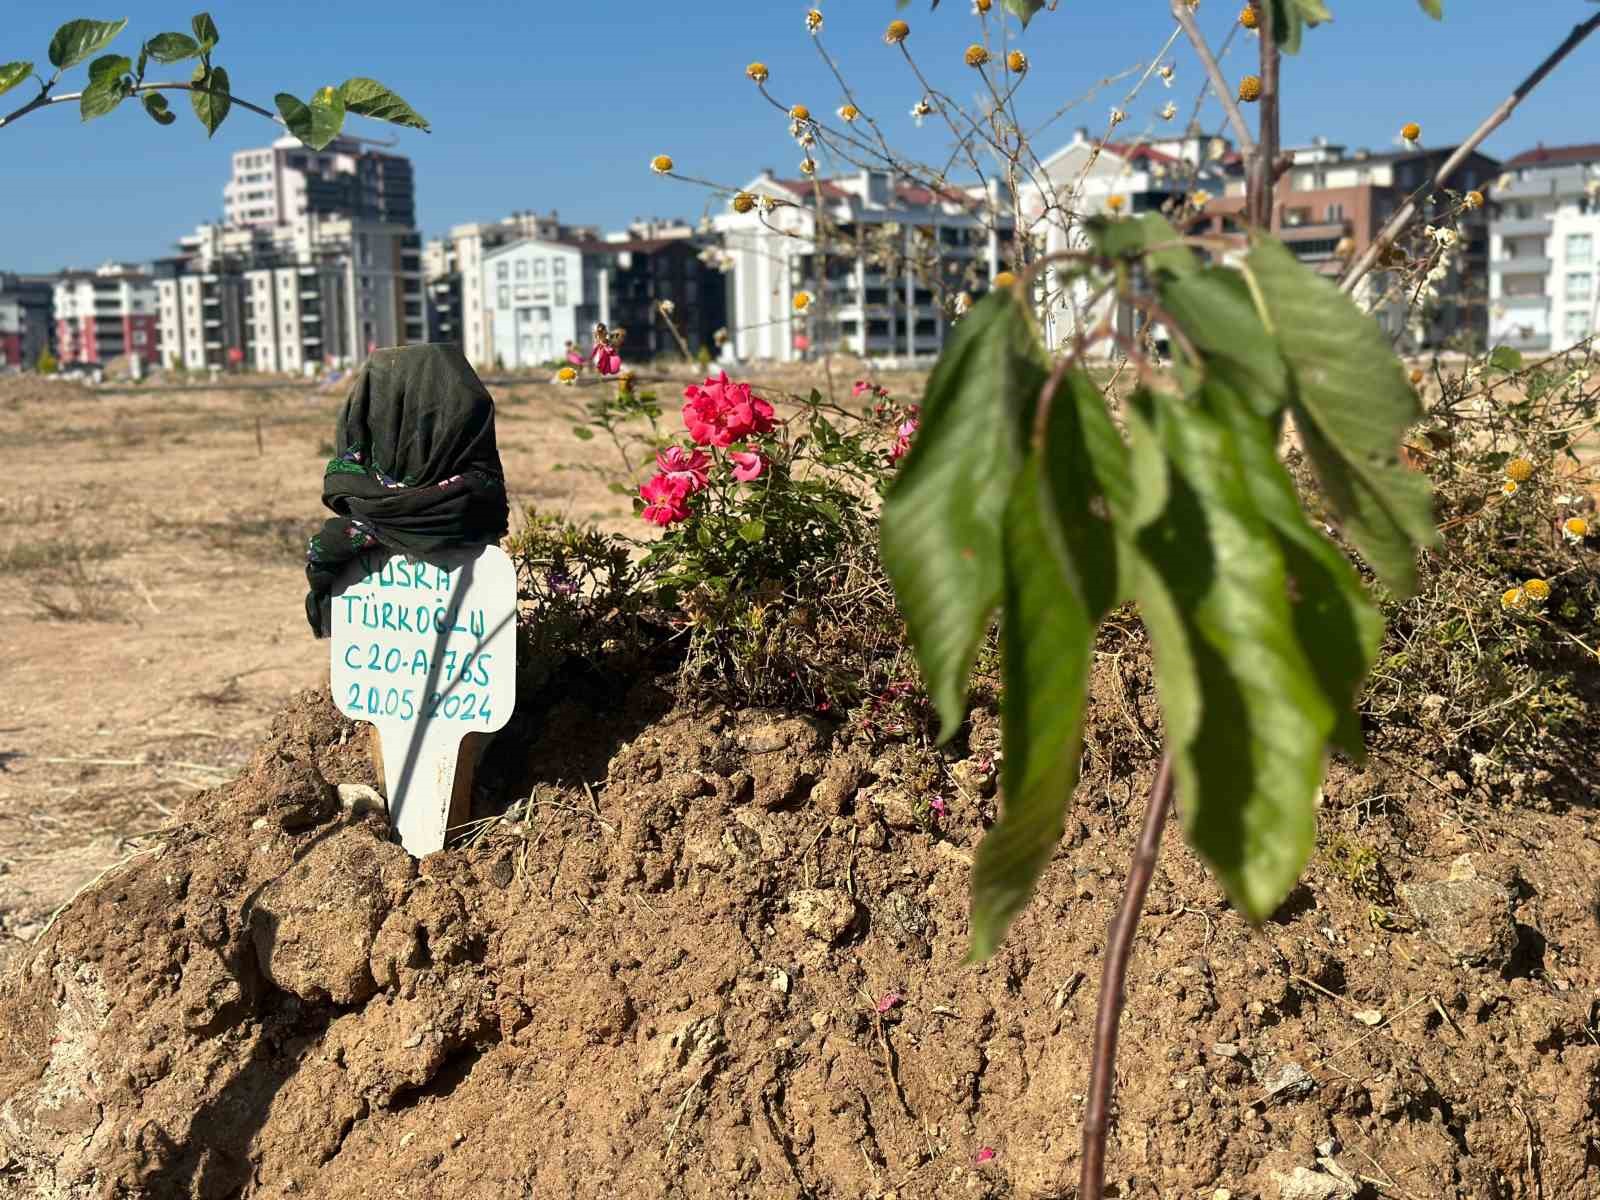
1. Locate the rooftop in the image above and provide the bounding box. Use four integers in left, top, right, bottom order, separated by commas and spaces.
1505, 142, 1600, 169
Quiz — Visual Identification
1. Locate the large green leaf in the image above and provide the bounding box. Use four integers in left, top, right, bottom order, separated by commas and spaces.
277, 86, 346, 150
191, 12, 220, 53
48, 18, 128, 70
0, 62, 34, 98
145, 32, 201, 63
1267, 0, 1332, 54
190, 64, 230, 136
970, 370, 1132, 959
1122, 396, 1331, 921
1159, 267, 1288, 419
880, 291, 1047, 742
1246, 237, 1437, 597
340, 77, 430, 132
1418, 0, 1443, 17
1201, 380, 1383, 760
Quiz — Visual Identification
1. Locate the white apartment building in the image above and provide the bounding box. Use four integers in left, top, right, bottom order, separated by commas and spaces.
1489, 144, 1600, 354
224, 135, 415, 230
424, 211, 600, 367
53, 264, 158, 367
715, 168, 1011, 364
156, 215, 423, 373
480, 239, 610, 368
1024, 128, 1236, 347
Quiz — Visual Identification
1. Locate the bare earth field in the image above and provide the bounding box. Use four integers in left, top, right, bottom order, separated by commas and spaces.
0, 372, 645, 953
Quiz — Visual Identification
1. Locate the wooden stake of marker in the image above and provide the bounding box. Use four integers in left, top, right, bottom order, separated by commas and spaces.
330, 544, 516, 857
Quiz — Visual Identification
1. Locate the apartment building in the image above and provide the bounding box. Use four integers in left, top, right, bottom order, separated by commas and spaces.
155, 134, 425, 373
1488, 143, 1600, 354
0, 272, 56, 367
424, 211, 600, 366
480, 238, 607, 368
715, 168, 1014, 363
53, 264, 159, 366
156, 215, 423, 373
1205, 140, 1499, 349
224, 135, 415, 229
1024, 127, 1239, 347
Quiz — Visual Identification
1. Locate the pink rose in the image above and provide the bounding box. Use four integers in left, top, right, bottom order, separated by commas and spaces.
639, 472, 691, 526
729, 450, 766, 483
566, 348, 583, 366
975, 1147, 997, 1165
656, 446, 711, 492
682, 373, 773, 446
891, 417, 918, 463
591, 343, 622, 376
874, 992, 902, 1014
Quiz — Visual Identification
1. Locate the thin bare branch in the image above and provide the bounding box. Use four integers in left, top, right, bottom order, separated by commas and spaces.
1340, 10, 1600, 296
1170, 0, 1257, 158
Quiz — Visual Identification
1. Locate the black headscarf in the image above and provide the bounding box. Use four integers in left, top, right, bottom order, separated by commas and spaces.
304, 344, 509, 637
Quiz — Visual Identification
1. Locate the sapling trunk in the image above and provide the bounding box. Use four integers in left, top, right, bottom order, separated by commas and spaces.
1077, 756, 1172, 1198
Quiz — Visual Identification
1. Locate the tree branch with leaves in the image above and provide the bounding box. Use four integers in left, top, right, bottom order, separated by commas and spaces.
0, 13, 427, 147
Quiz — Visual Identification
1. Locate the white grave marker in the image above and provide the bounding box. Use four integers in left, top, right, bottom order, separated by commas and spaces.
330, 544, 516, 856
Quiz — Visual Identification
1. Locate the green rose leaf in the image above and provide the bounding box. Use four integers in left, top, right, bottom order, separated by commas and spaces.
1123, 396, 1331, 922
48, 18, 128, 70
146, 32, 201, 63
880, 290, 1047, 743
190, 64, 231, 136
970, 369, 1131, 960
1084, 212, 1198, 282
141, 91, 176, 126
738, 519, 766, 543
0, 62, 35, 98
1246, 236, 1437, 597
191, 12, 220, 53
339, 77, 431, 132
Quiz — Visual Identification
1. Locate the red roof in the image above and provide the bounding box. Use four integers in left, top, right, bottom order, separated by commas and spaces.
773, 177, 851, 200
1102, 142, 1182, 166
1504, 142, 1600, 169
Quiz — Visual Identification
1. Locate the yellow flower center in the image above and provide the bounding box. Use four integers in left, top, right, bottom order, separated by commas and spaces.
885, 20, 910, 43
964, 44, 990, 67
1401, 122, 1421, 142
790, 104, 811, 121
838, 104, 859, 121
793, 291, 813, 312
746, 62, 769, 83
1523, 578, 1550, 602
1107, 195, 1126, 212
557, 367, 577, 383
650, 154, 674, 174
1505, 457, 1534, 482
732, 192, 756, 214
1566, 517, 1590, 539
1238, 75, 1263, 103
993, 270, 1017, 288
1007, 50, 1027, 73
1239, 5, 1259, 28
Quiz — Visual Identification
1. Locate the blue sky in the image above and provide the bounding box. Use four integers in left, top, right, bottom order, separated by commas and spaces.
1, 1, 1596, 273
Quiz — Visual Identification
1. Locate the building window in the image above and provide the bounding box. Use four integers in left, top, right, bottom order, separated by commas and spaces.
515, 260, 527, 279
1326, 202, 1345, 222
514, 286, 530, 302
1565, 309, 1592, 340
497, 262, 509, 280
533, 259, 548, 279
498, 285, 510, 308
1567, 233, 1593, 265
554, 282, 567, 307
552, 258, 566, 277
1515, 202, 1533, 221
1566, 272, 1593, 302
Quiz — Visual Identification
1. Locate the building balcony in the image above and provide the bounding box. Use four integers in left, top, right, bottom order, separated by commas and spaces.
1498, 293, 1549, 311
1494, 176, 1563, 200
1280, 220, 1352, 239
1495, 217, 1553, 238
1490, 258, 1551, 276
